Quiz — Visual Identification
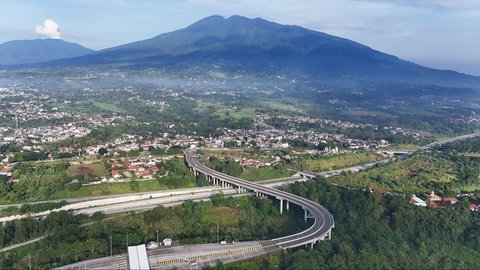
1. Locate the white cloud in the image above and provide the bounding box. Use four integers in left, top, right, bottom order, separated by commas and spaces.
35, 19, 61, 39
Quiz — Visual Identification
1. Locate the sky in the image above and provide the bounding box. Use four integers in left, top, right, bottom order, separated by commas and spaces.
0, 0, 479, 75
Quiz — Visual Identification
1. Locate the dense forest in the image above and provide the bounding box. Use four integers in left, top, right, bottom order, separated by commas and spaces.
329, 149, 480, 194
218, 180, 480, 269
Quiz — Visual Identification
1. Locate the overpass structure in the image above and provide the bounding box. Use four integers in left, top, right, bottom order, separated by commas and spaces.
418, 133, 479, 151
185, 149, 335, 249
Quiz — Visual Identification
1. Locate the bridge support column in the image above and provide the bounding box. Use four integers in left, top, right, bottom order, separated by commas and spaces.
280, 199, 283, 214
304, 208, 308, 222
325, 229, 332, 240
286, 201, 289, 210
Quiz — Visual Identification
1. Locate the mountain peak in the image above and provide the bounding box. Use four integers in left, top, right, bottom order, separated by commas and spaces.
0, 39, 93, 66
14, 15, 478, 88
187, 15, 226, 28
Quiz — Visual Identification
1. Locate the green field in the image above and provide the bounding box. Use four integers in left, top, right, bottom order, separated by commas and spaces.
344, 110, 398, 118
51, 179, 171, 198
294, 152, 384, 172
196, 101, 257, 120
215, 107, 257, 120
261, 100, 307, 114
208, 206, 242, 226
92, 101, 126, 113
240, 167, 295, 181
67, 162, 108, 177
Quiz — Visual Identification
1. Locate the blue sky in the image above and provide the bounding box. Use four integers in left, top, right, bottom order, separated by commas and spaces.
0, 0, 479, 75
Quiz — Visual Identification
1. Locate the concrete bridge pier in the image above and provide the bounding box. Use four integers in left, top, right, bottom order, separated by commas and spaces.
303, 208, 313, 222
310, 240, 316, 250
323, 229, 332, 240
279, 198, 283, 214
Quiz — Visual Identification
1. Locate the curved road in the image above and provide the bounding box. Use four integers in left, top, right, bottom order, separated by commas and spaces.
185, 149, 335, 248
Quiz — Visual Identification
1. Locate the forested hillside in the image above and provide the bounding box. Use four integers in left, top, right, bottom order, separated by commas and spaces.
218, 180, 480, 269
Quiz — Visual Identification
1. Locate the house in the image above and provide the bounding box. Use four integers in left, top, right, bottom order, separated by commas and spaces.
142, 171, 152, 179
469, 203, 478, 212
426, 191, 442, 202
442, 197, 458, 205
428, 201, 442, 208
112, 170, 122, 179
407, 195, 427, 207
0, 167, 12, 177
150, 165, 159, 172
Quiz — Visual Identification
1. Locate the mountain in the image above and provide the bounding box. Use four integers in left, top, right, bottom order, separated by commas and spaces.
0, 39, 94, 66
34, 16, 480, 87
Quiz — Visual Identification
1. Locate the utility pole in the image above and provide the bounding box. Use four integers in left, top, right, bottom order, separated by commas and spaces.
110, 235, 113, 257
216, 224, 219, 244
126, 232, 129, 247
156, 229, 159, 244
28, 254, 31, 270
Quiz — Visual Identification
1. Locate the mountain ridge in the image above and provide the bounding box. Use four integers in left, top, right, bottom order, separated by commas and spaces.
0, 39, 94, 66
4, 15, 479, 88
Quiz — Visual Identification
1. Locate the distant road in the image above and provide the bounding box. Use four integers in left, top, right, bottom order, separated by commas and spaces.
0, 236, 45, 253
0, 187, 225, 209
418, 133, 480, 151
0, 176, 304, 223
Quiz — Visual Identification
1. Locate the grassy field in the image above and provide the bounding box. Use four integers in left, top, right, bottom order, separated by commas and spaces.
208, 206, 242, 226
385, 144, 420, 151
260, 100, 307, 114
51, 180, 169, 198
67, 163, 108, 177
92, 101, 126, 113
214, 107, 257, 120
196, 101, 257, 120
240, 167, 295, 181
296, 152, 384, 172
344, 110, 398, 119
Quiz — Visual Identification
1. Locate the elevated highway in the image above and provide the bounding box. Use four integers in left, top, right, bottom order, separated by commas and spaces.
186, 149, 335, 249
418, 133, 479, 151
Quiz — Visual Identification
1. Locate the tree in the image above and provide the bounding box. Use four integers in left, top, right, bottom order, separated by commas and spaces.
98, 148, 108, 155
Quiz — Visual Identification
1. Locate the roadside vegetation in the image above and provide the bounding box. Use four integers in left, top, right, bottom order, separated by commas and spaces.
329, 138, 480, 194
0, 195, 306, 269
290, 151, 384, 172
0, 157, 197, 204
202, 155, 293, 181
